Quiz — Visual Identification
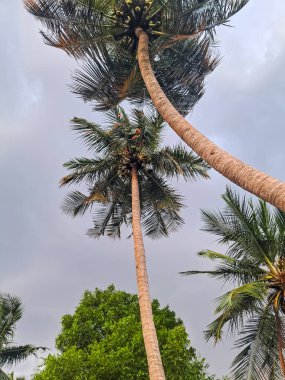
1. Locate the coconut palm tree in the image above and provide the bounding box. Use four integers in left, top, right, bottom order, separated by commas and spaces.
182, 187, 285, 379
0, 294, 44, 380
24, 0, 285, 210
60, 107, 209, 379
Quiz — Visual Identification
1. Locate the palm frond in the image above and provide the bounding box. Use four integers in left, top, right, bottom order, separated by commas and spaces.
130, 109, 165, 150
205, 282, 267, 342
140, 172, 184, 238
151, 145, 210, 180
201, 187, 275, 268
62, 190, 106, 216
231, 307, 282, 380
182, 259, 265, 285
60, 157, 117, 186
0, 296, 22, 346
164, 0, 249, 36
72, 48, 144, 110
62, 171, 124, 216
180, 269, 227, 277
24, 0, 116, 57
0, 294, 44, 372
87, 198, 131, 238
150, 35, 219, 114
198, 249, 236, 262
0, 345, 44, 367
70, 117, 113, 153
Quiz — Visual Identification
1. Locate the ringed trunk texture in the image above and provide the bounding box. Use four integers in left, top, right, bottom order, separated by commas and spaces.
274, 310, 285, 377
131, 165, 166, 380
135, 28, 285, 212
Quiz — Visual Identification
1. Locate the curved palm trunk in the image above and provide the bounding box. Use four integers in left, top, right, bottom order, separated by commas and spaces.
274, 310, 285, 377
131, 165, 166, 380
135, 28, 285, 212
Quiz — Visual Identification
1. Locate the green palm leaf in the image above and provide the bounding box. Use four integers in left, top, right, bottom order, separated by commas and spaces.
198, 249, 236, 262
0, 345, 44, 367
183, 188, 285, 379
232, 307, 282, 380
70, 117, 112, 153
0, 296, 22, 347
61, 157, 117, 186
151, 145, 210, 180
165, 0, 249, 36
140, 172, 184, 238
204, 282, 267, 343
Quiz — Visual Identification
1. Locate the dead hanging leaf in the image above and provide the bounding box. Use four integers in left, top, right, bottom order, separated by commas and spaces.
118, 65, 139, 99
160, 18, 207, 50
87, 192, 108, 203
161, 33, 199, 49
60, 176, 72, 187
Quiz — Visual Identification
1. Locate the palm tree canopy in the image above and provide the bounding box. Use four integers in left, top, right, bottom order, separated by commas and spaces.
60, 107, 209, 238
182, 188, 285, 379
24, 0, 248, 113
0, 294, 45, 376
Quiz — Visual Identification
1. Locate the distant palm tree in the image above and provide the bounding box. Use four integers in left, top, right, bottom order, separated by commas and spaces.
24, 0, 285, 210
60, 107, 209, 379
0, 294, 44, 380
182, 188, 285, 380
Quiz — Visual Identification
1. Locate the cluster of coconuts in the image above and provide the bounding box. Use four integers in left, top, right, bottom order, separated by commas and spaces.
113, 113, 151, 177
116, 133, 151, 177
113, 0, 162, 36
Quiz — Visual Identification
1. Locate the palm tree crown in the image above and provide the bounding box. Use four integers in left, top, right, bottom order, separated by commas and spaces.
0, 294, 44, 380
61, 107, 209, 238
182, 188, 285, 380
24, 0, 247, 112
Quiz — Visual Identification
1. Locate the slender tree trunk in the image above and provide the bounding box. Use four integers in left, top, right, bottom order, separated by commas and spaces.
131, 165, 166, 380
274, 310, 285, 377
135, 27, 285, 212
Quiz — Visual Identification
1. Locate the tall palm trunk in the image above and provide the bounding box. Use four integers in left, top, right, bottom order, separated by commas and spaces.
274, 309, 285, 377
131, 164, 166, 380
135, 27, 285, 212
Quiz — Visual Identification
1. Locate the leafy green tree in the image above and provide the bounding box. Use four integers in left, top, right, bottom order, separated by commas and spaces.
59, 107, 209, 379
33, 285, 216, 380
24, 0, 285, 210
0, 294, 44, 380
182, 188, 285, 379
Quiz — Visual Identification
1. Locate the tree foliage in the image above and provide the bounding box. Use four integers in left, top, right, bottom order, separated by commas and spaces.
33, 285, 216, 380
182, 188, 285, 379
24, 0, 248, 113
60, 107, 209, 238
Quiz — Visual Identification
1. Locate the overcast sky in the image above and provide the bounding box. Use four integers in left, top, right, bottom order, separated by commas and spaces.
0, 0, 285, 378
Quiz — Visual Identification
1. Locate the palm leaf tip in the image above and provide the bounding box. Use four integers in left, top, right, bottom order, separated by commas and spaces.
59, 175, 70, 187
197, 250, 236, 262
0, 345, 46, 367
179, 269, 204, 276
